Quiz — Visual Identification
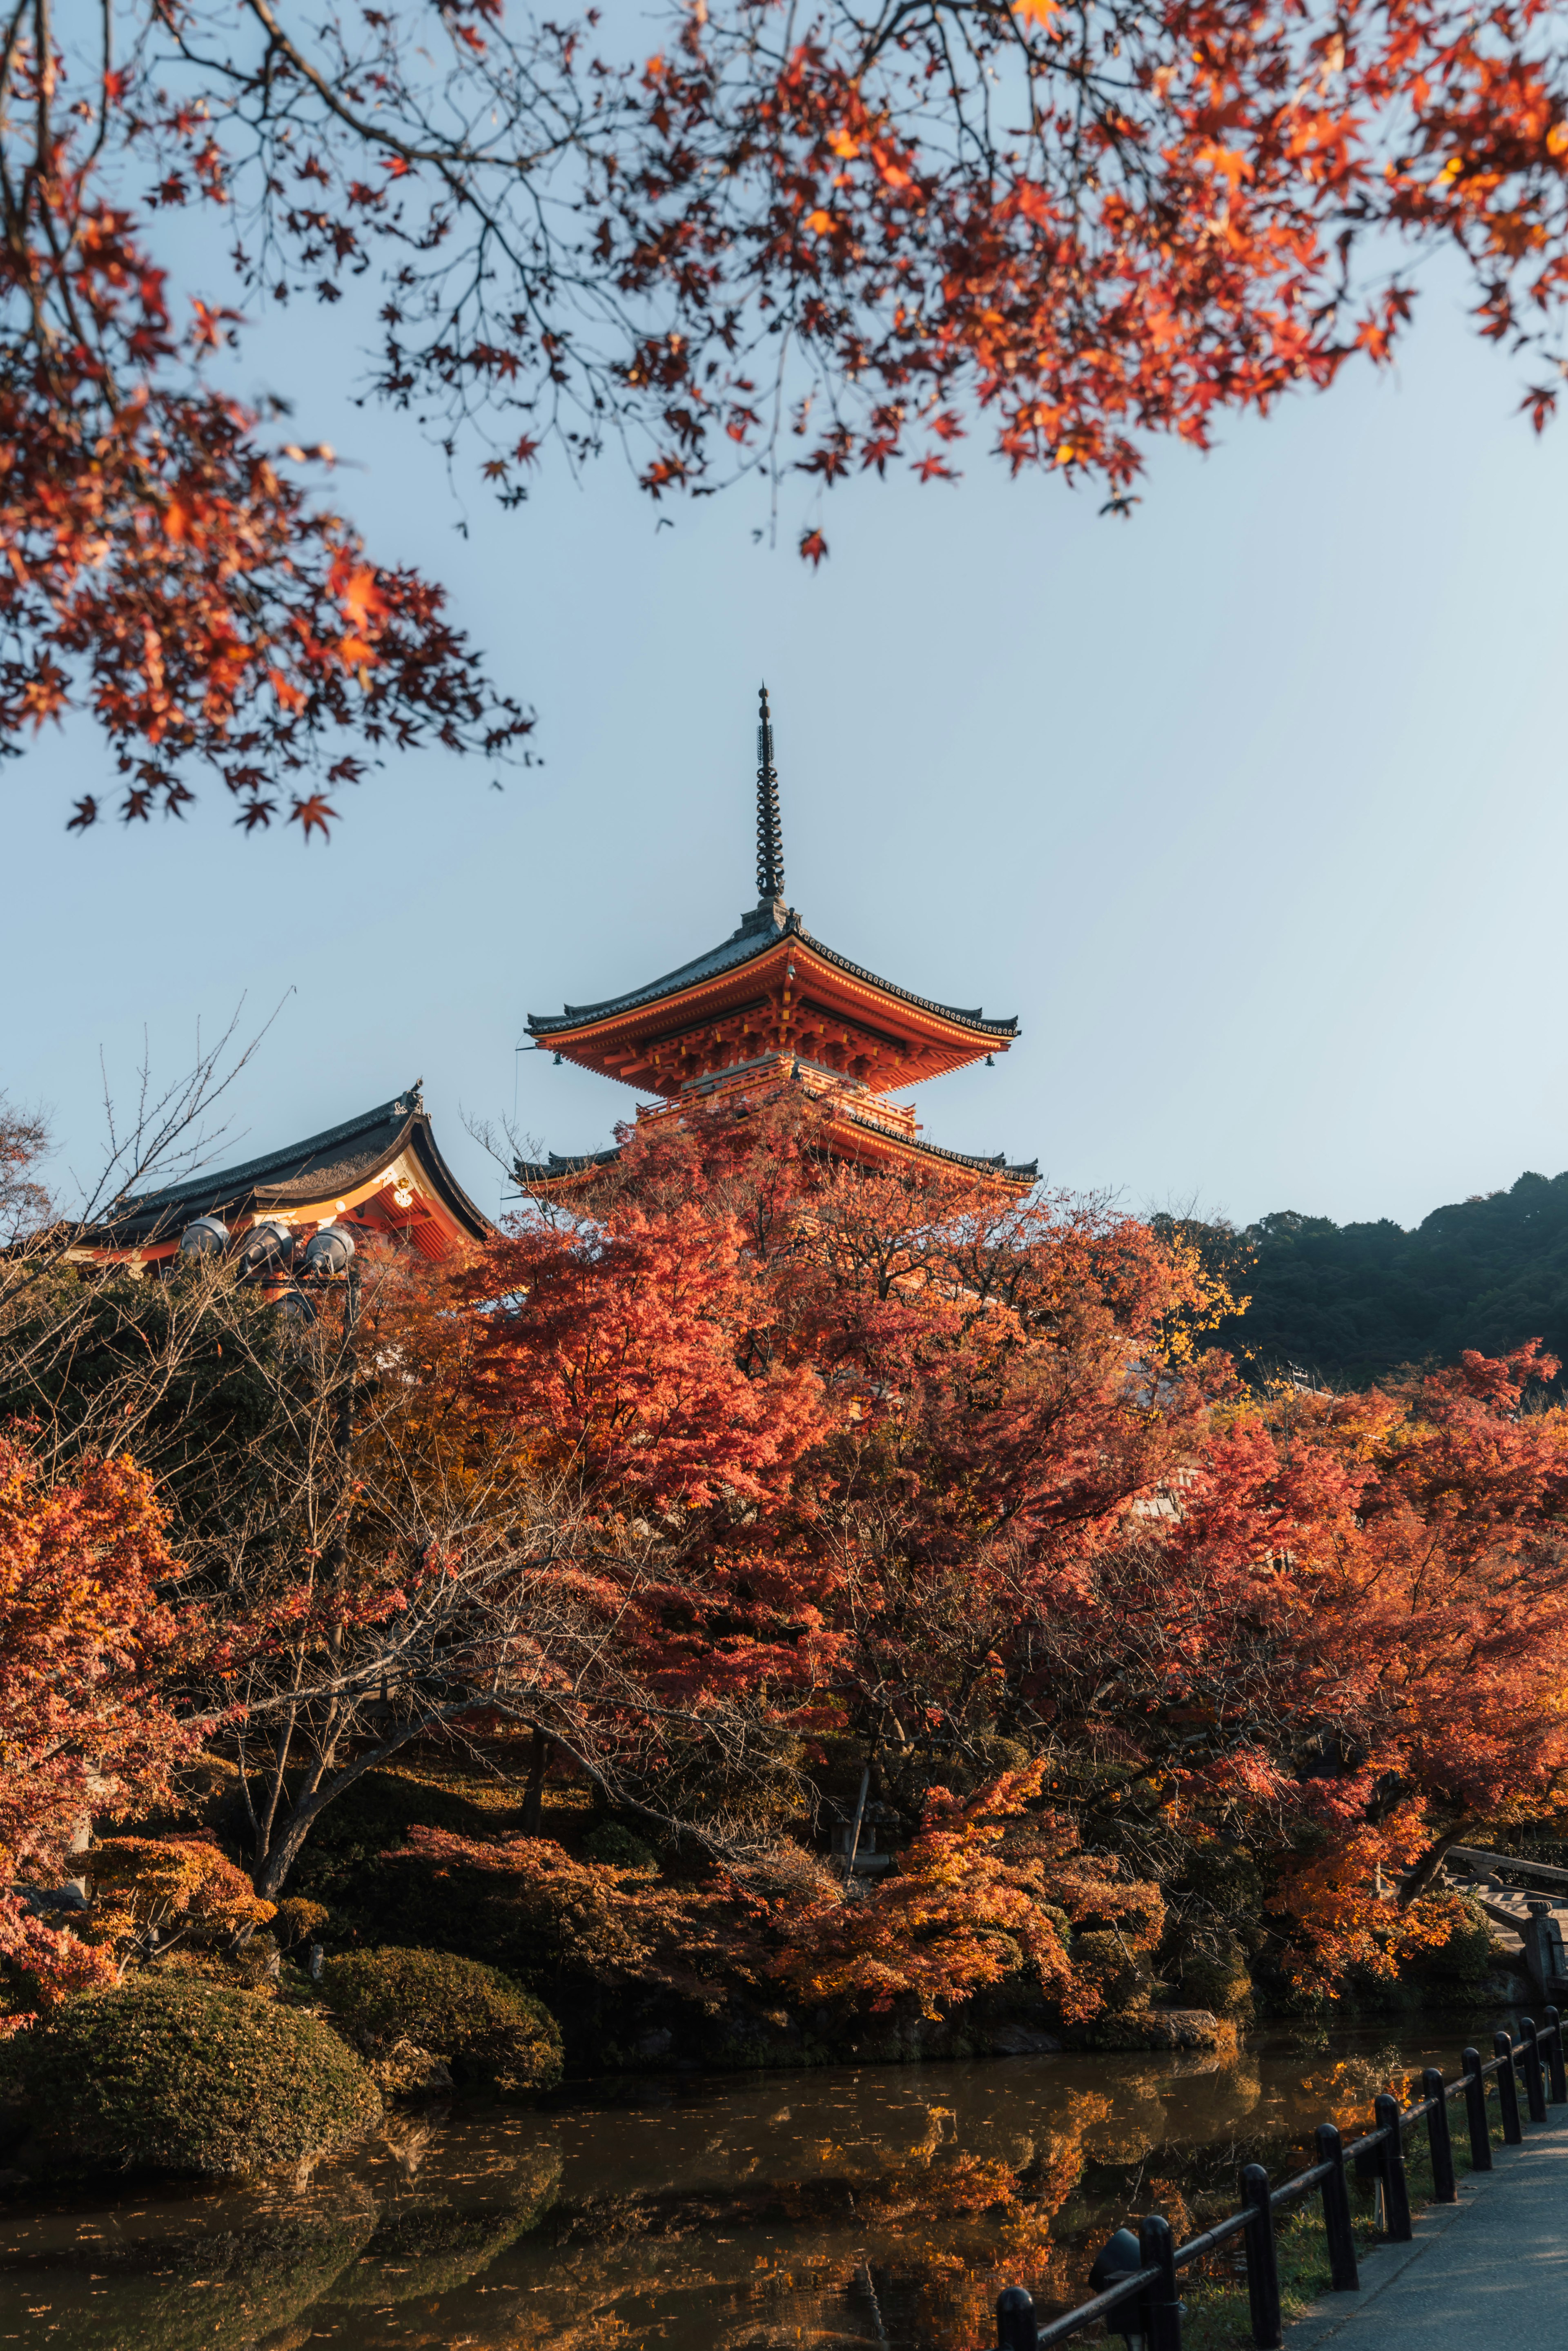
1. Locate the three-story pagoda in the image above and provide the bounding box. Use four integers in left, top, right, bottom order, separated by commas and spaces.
519, 692, 1036, 1192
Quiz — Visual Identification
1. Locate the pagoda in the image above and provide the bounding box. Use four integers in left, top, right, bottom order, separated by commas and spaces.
519, 692, 1036, 1192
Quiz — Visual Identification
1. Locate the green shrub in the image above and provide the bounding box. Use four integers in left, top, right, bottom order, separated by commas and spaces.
13, 1974, 381, 2178
321, 1947, 562, 2095
581, 1821, 659, 1872
1178, 1937, 1255, 2016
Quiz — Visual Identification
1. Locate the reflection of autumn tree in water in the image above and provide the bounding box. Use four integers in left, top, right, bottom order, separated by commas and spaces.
2, 2033, 1461, 2351
488, 2083, 1154, 2349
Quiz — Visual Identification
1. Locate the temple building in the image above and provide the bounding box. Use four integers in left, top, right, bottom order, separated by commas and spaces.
83, 1084, 492, 1271
519, 691, 1036, 1193
82, 691, 1031, 1274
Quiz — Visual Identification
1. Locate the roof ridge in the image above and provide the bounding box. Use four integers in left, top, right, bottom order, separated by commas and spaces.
125, 1092, 418, 1209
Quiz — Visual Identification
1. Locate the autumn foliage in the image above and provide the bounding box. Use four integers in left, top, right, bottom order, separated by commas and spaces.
7, 1091, 1568, 2041
0, 1435, 196, 2015
464, 1096, 1568, 2014
9, 1, 1568, 820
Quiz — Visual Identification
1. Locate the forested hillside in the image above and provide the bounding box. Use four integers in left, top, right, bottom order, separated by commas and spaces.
1184, 1172, 1568, 1390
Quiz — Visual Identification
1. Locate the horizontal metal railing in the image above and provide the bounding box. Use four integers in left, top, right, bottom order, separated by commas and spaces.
994, 2006, 1568, 2351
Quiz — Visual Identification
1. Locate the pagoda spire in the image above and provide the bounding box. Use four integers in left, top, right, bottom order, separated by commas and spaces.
755, 683, 785, 902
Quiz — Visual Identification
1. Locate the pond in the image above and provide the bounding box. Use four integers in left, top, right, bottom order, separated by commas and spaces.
0, 2008, 1530, 2351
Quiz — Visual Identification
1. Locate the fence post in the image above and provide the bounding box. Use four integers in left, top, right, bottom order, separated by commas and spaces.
1420, 2068, 1457, 2202
1140, 2212, 1183, 2351
1494, 2031, 1523, 2145
1521, 2018, 1549, 2124
1463, 2046, 1493, 2169
1239, 2163, 1282, 2351
1372, 2093, 1412, 2241
1314, 2123, 1359, 2291
1545, 2005, 1568, 2105
996, 2286, 1035, 2351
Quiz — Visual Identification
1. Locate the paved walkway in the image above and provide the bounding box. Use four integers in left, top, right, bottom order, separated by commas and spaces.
1285, 2110, 1568, 2348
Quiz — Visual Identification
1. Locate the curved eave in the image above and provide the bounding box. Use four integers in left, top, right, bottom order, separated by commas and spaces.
527, 914, 1017, 1049
531, 931, 1016, 1096
515, 1122, 1037, 1198
835, 1112, 1039, 1194
399, 1119, 495, 1246
81, 1099, 492, 1261
514, 1145, 622, 1193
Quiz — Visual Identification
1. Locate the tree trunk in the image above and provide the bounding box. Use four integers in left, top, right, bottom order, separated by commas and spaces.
1398, 1826, 1468, 1908
522, 1729, 550, 1835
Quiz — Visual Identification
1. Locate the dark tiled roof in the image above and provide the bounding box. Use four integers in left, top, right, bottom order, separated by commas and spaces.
842, 1113, 1038, 1185
514, 1129, 1037, 1192
526, 902, 1018, 1042
513, 1146, 623, 1190
100, 1087, 492, 1244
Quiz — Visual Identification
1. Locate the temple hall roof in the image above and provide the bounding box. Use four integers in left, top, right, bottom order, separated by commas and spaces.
98, 1085, 492, 1253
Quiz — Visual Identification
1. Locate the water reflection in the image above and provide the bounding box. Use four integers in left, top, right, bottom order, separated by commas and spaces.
0, 2012, 1526, 2350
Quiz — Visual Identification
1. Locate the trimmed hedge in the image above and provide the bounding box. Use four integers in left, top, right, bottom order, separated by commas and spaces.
581, 1821, 659, 1872
322, 1947, 562, 2095
14, 1973, 382, 2177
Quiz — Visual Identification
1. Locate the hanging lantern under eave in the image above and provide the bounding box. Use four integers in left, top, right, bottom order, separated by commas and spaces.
178, 1216, 229, 1258
302, 1226, 355, 1279
236, 1219, 294, 1275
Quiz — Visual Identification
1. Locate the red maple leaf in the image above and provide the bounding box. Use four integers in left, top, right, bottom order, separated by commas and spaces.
289, 792, 340, 840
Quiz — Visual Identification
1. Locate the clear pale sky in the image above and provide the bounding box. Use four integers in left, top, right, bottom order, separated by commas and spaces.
6, 258, 1566, 1235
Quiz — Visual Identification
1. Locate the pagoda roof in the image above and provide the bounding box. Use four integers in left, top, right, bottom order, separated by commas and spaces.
513, 1145, 623, 1188
93, 1085, 492, 1255
527, 901, 1017, 1045
841, 1117, 1039, 1186
515, 1121, 1037, 1196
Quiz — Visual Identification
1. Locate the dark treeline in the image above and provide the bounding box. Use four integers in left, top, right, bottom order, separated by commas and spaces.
1165, 1171, 1568, 1391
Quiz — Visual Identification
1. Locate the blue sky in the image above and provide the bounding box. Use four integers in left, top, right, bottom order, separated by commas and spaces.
6, 254, 1566, 1235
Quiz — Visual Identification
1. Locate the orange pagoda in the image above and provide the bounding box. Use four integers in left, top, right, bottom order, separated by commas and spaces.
519, 691, 1036, 1192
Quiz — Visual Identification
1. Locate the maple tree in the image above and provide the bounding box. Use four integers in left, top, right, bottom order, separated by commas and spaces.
12, 1084, 1568, 2019
8, 0, 1568, 825
758, 1765, 1166, 2023
82, 1831, 277, 1971
998, 1339, 1568, 1996
0, 1433, 197, 2017
484, 1098, 1568, 2008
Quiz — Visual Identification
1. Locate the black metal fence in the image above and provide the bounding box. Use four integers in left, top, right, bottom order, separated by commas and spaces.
994, 2006, 1568, 2351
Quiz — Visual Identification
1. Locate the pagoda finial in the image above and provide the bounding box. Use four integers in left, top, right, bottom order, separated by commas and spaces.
755, 683, 785, 902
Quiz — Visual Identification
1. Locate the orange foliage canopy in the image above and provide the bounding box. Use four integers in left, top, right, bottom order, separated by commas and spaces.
389, 1778, 1167, 2028
609, 0, 1568, 508
0, 1435, 197, 2013
478, 1101, 1568, 2005
463, 1095, 1228, 1807
761, 1766, 1164, 2023
472, 1197, 831, 1511
10, 1, 1568, 818
1023, 1340, 1568, 1991
86, 1835, 276, 1963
